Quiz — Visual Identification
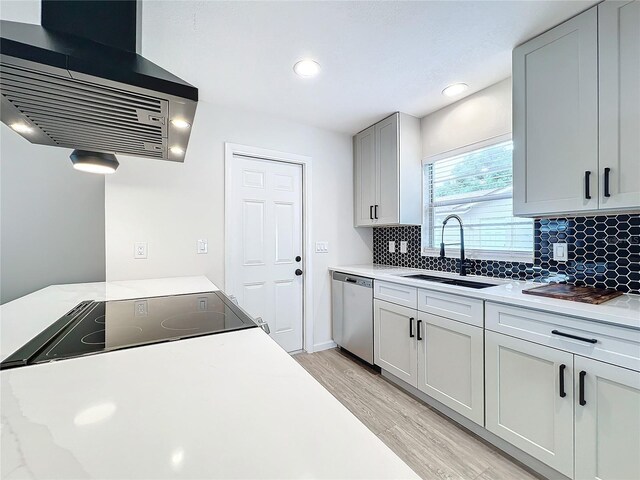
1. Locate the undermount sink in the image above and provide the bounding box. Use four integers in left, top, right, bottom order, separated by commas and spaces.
400, 273, 495, 289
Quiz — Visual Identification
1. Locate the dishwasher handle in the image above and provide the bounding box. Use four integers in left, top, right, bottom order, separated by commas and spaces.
332, 271, 373, 288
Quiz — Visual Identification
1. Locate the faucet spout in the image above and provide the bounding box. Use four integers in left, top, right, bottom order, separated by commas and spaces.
440, 214, 467, 276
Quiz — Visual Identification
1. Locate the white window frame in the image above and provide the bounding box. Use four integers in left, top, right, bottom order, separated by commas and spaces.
421, 133, 534, 263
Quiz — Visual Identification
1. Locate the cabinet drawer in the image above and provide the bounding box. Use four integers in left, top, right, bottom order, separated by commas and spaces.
374, 281, 417, 309
486, 302, 640, 372
417, 289, 483, 327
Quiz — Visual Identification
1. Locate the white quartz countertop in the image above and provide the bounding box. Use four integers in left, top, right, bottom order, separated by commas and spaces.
1, 277, 418, 480
330, 265, 640, 331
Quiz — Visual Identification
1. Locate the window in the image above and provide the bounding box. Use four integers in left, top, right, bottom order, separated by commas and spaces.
422, 138, 533, 261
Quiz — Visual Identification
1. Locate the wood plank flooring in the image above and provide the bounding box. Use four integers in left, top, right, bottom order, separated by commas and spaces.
295, 348, 542, 480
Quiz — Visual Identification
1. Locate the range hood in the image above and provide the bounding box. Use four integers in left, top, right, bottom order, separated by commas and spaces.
0, 0, 198, 162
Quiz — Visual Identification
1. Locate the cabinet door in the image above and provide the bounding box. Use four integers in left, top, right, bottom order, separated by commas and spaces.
354, 126, 377, 226
374, 299, 417, 386
598, 0, 640, 211
375, 114, 399, 224
485, 331, 574, 478
417, 313, 484, 425
575, 356, 640, 480
513, 7, 598, 216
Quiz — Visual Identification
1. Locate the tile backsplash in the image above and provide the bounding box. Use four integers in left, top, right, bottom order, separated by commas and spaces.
372, 214, 640, 294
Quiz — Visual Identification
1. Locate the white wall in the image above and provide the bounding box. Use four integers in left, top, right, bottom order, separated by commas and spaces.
105, 102, 372, 349
421, 78, 512, 158
0, 125, 106, 304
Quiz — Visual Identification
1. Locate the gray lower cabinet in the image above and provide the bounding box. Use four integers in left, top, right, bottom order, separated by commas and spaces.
574, 356, 640, 480
486, 329, 640, 480
374, 289, 484, 425
373, 299, 417, 386
485, 331, 575, 478
417, 312, 484, 426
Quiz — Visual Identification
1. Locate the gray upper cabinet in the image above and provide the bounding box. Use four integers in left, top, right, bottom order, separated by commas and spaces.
598, 0, 640, 211
354, 126, 377, 226
353, 112, 422, 227
513, 1, 640, 217
513, 7, 599, 216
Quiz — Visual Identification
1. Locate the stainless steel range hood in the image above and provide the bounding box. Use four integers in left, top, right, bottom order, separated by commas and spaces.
0, 0, 198, 162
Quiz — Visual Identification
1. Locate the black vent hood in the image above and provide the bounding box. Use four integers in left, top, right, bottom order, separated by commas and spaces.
0, 0, 198, 162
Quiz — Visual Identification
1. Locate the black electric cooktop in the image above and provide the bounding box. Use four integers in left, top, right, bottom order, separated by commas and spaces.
1, 291, 257, 370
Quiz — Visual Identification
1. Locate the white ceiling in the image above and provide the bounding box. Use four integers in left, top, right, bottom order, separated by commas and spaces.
1, 1, 597, 134
141, 1, 596, 134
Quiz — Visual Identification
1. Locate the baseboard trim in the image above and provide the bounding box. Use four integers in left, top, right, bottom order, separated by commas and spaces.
381, 370, 570, 480
311, 340, 337, 353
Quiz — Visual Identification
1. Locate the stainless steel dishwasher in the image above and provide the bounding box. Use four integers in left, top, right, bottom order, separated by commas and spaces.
332, 271, 373, 364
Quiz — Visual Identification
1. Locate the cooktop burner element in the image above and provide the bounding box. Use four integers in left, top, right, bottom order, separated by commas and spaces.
1, 291, 257, 369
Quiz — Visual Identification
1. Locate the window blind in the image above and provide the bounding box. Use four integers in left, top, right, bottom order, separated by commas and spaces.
422, 140, 533, 256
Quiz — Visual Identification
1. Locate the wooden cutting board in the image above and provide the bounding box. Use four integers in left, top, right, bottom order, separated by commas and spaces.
522, 283, 623, 304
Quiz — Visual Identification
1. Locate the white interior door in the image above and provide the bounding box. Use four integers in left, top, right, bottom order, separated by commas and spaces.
227, 155, 303, 352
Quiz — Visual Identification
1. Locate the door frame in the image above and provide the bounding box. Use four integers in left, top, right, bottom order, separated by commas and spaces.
224, 142, 314, 353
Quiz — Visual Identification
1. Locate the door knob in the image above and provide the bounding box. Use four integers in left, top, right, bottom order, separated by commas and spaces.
295, 256, 302, 262
295, 269, 303, 276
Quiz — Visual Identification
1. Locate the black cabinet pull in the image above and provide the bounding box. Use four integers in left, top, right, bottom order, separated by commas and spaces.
551, 330, 597, 344
409, 317, 415, 338
369, 205, 373, 220
579, 371, 587, 406
417, 319, 423, 341
604, 167, 611, 197
374, 204, 379, 219
585, 171, 591, 199
559, 364, 566, 398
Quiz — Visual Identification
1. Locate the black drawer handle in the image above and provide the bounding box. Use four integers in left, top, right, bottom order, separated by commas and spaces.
559, 364, 566, 398
374, 204, 378, 219
369, 205, 373, 220
604, 167, 611, 197
417, 319, 423, 341
409, 317, 415, 338
585, 171, 591, 199
579, 371, 587, 406
552, 330, 597, 344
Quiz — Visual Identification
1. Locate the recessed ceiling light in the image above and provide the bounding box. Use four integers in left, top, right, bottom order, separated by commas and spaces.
293, 59, 320, 78
10, 122, 33, 134
171, 119, 191, 129
442, 83, 469, 97
70, 150, 119, 175
170, 146, 185, 155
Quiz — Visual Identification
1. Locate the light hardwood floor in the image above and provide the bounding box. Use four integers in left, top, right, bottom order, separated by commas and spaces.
295, 348, 541, 480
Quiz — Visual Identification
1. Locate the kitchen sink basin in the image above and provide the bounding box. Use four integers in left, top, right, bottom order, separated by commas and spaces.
401, 274, 495, 289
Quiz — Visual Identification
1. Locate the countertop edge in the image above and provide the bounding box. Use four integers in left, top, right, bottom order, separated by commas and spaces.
329, 265, 640, 331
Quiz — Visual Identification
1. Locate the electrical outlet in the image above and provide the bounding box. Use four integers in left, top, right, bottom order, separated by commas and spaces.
134, 242, 147, 259
315, 241, 329, 253
553, 243, 568, 262
400, 241, 408, 254
197, 239, 208, 254
388, 241, 395, 253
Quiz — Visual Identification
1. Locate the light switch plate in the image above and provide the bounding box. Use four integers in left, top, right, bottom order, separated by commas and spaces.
400, 241, 408, 254
315, 241, 329, 253
389, 241, 395, 253
134, 242, 147, 259
197, 239, 208, 254
553, 243, 568, 262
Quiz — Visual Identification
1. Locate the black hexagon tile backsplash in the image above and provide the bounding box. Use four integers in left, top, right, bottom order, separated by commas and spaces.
372, 214, 640, 294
